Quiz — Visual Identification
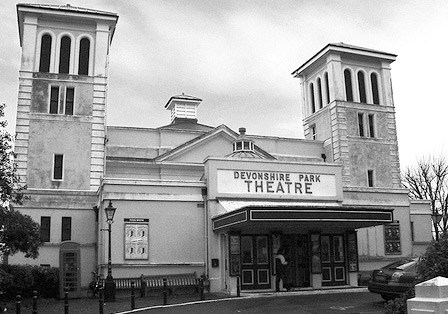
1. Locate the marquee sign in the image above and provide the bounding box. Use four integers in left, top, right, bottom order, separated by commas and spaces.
217, 169, 337, 198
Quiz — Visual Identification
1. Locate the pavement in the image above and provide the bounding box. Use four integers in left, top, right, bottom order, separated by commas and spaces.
2, 286, 378, 314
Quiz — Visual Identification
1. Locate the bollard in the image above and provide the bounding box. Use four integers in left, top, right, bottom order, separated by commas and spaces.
199, 277, 204, 301
32, 290, 38, 314
140, 278, 146, 297
131, 282, 136, 310
64, 287, 69, 314
408, 276, 448, 313
163, 278, 168, 305
99, 287, 104, 314
236, 276, 240, 297
15, 295, 21, 314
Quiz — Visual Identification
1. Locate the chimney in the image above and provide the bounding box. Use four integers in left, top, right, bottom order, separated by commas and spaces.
164, 93, 202, 124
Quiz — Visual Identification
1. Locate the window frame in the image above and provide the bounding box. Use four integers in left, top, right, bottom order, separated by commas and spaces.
59, 35, 72, 74
344, 69, 354, 102
370, 72, 380, 105
77, 37, 90, 75
367, 169, 374, 187
357, 112, 365, 137
65, 87, 75, 115
357, 71, 367, 103
49, 85, 60, 114
324, 72, 330, 105
40, 216, 51, 242
309, 82, 316, 114
310, 124, 317, 140
317, 77, 323, 110
39, 34, 52, 73
61, 217, 72, 242
53, 154, 64, 181
367, 113, 375, 138
36, 31, 56, 73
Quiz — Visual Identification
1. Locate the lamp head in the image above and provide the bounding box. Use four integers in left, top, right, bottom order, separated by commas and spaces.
105, 200, 116, 224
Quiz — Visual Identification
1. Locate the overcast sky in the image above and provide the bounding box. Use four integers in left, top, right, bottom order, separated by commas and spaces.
1, 0, 447, 167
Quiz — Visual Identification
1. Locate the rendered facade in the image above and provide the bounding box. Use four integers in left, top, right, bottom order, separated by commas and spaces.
10, 3, 432, 297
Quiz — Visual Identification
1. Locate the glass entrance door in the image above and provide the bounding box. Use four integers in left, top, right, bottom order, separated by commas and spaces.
321, 235, 346, 286
283, 234, 310, 288
241, 235, 270, 290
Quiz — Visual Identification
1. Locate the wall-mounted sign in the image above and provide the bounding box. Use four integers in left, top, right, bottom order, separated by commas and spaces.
217, 170, 337, 198
124, 218, 149, 260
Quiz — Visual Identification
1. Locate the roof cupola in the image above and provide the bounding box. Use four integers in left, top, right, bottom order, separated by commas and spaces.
226, 127, 265, 159
233, 127, 255, 153
164, 93, 202, 124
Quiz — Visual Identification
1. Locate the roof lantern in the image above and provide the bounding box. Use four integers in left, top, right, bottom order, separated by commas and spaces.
164, 93, 202, 124
226, 127, 263, 159
233, 127, 254, 152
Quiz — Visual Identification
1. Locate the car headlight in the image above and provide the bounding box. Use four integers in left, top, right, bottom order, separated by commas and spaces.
391, 272, 404, 282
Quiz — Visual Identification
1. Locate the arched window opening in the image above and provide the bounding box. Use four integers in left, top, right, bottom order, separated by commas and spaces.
78, 38, 90, 75
344, 69, 353, 102
317, 78, 323, 109
371, 73, 380, 104
357, 71, 367, 103
59, 36, 71, 74
39, 34, 52, 73
324, 72, 330, 104
310, 83, 316, 114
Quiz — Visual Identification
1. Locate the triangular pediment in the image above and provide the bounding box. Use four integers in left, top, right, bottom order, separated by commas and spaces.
155, 125, 274, 163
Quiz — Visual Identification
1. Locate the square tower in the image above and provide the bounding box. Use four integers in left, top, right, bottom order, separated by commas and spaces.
16, 4, 118, 191
12, 4, 118, 297
292, 43, 400, 189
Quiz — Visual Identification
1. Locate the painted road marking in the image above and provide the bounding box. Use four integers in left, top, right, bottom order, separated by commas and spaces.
330, 305, 355, 310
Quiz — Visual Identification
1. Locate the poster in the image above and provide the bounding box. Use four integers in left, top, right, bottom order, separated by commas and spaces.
124, 221, 148, 260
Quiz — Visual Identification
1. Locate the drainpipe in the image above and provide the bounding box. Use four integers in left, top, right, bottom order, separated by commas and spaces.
202, 187, 209, 280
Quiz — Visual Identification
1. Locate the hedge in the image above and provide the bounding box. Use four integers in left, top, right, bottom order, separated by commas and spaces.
0, 264, 59, 299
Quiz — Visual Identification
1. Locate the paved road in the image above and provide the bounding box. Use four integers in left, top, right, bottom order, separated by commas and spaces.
2, 290, 387, 314
119, 291, 386, 314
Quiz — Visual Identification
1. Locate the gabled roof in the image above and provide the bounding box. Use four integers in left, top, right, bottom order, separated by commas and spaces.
155, 125, 276, 162
292, 42, 397, 77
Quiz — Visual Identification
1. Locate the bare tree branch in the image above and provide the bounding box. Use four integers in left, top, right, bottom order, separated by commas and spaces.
402, 155, 448, 240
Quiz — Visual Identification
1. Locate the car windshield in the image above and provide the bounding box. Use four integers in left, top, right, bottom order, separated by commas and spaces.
382, 259, 414, 270
396, 259, 418, 271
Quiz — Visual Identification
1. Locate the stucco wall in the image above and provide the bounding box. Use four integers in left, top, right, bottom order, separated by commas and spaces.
27, 119, 92, 189
99, 180, 206, 278
31, 74, 94, 115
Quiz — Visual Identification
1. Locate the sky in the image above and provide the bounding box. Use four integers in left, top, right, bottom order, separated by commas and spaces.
0, 0, 447, 168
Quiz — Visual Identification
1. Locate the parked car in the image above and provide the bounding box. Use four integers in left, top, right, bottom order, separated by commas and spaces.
368, 258, 419, 301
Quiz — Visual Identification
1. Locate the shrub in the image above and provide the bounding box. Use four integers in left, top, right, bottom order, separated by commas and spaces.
385, 232, 448, 314
0, 268, 13, 294
0, 264, 34, 298
417, 233, 448, 282
0, 264, 59, 299
30, 266, 59, 298
384, 288, 414, 314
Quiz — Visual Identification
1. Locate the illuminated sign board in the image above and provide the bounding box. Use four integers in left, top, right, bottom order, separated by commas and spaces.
217, 169, 337, 198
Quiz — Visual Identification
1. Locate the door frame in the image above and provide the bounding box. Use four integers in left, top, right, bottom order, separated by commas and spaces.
59, 241, 81, 298
320, 234, 347, 286
240, 234, 271, 290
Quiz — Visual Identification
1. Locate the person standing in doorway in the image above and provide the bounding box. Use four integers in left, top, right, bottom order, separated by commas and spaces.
275, 248, 288, 292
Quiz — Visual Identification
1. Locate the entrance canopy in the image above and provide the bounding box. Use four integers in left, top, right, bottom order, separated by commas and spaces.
212, 200, 393, 231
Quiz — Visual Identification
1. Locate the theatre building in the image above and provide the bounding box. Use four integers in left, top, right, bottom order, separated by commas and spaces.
10, 3, 432, 296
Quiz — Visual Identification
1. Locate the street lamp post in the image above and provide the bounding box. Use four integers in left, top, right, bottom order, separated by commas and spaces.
104, 200, 117, 302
